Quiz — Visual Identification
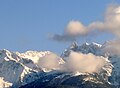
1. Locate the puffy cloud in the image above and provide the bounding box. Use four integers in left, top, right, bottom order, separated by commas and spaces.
37, 52, 64, 72
51, 21, 88, 42
65, 21, 87, 36
51, 4, 120, 42
88, 4, 120, 56
88, 4, 120, 37
35, 50, 112, 75
63, 51, 111, 75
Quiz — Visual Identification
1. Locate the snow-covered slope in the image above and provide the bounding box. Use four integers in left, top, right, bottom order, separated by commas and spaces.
20, 42, 113, 88
0, 42, 120, 88
62, 42, 120, 87
0, 49, 63, 88
61, 42, 103, 58
21, 72, 115, 88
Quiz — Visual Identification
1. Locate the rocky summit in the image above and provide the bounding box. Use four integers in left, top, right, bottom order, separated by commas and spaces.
0, 42, 120, 88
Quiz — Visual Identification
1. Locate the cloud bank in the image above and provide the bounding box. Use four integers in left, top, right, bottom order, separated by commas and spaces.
51, 4, 120, 42
95, 4, 120, 55
36, 51, 112, 76
63, 51, 111, 75
51, 4, 120, 55
37, 52, 63, 71
88, 4, 120, 37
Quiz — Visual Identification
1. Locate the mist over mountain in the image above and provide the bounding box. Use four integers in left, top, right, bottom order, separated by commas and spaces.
0, 42, 120, 88
1, 0, 120, 88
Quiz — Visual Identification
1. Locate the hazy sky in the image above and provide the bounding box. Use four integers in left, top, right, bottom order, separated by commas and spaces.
0, 0, 120, 54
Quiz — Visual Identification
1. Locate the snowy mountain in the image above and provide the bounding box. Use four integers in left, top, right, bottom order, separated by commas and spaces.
20, 42, 114, 88
20, 72, 115, 88
0, 49, 63, 88
62, 42, 120, 87
0, 42, 120, 88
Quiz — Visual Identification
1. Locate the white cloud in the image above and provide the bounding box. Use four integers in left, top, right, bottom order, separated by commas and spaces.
88, 4, 120, 56
103, 39, 120, 55
88, 4, 120, 37
37, 52, 63, 71
35, 51, 112, 76
51, 4, 120, 42
65, 21, 87, 36
51, 20, 87, 42
63, 51, 111, 74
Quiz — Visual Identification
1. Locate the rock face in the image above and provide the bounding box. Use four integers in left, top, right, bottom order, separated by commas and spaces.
20, 72, 115, 88
0, 49, 63, 88
20, 42, 113, 88
62, 42, 120, 87
0, 42, 120, 88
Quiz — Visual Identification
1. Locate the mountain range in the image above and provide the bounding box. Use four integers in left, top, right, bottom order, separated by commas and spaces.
0, 42, 120, 88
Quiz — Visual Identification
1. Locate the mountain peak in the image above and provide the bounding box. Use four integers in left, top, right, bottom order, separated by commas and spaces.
70, 41, 78, 49
0, 42, 120, 87
91, 42, 102, 47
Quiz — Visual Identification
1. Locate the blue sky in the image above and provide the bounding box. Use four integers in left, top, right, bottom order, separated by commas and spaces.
0, 0, 120, 54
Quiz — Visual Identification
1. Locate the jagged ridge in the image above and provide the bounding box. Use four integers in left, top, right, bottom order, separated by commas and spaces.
0, 42, 119, 88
